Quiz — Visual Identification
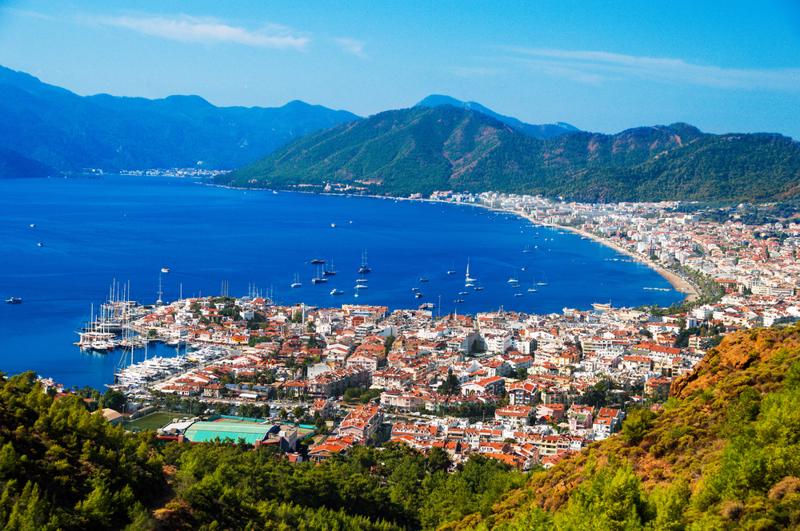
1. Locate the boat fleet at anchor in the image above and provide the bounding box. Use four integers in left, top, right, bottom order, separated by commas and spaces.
289, 248, 549, 308
72, 245, 551, 361
292, 251, 373, 297
74, 280, 150, 352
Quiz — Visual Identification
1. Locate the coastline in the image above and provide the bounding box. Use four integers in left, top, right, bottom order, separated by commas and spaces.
455, 198, 699, 303
524, 217, 699, 303
206, 180, 699, 304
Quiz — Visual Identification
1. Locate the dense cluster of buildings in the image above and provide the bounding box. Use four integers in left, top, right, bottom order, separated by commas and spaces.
116, 192, 799, 469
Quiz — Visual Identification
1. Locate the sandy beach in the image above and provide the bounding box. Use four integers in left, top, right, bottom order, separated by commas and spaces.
424, 197, 700, 303
520, 215, 699, 303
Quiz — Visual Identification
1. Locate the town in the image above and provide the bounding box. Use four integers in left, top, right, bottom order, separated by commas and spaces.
86, 191, 799, 471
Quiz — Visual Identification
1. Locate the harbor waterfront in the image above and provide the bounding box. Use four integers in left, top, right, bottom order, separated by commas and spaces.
0, 175, 681, 388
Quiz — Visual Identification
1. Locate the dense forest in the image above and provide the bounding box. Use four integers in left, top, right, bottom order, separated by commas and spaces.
2, 324, 799, 529
221, 106, 800, 203
0, 372, 522, 530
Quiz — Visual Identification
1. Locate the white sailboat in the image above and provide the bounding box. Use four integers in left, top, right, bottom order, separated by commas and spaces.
465, 258, 476, 287
290, 273, 302, 288
156, 273, 164, 305
311, 266, 327, 284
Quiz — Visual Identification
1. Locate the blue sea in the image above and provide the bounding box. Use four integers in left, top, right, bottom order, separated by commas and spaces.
0, 175, 682, 388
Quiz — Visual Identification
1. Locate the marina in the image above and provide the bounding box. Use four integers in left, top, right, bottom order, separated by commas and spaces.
111, 346, 230, 399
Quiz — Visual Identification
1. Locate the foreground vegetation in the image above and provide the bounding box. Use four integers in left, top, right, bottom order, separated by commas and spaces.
0, 373, 523, 530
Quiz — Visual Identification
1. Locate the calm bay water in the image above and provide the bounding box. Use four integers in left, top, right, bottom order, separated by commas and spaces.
0, 176, 682, 388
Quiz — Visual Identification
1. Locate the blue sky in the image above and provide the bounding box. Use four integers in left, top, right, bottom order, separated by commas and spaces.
1, 0, 800, 137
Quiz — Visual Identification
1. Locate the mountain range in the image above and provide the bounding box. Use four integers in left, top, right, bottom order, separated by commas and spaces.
223, 105, 800, 202
2, 64, 799, 203
0, 65, 358, 175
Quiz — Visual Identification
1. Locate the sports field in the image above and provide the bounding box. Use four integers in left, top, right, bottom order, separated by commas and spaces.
184, 419, 274, 444
125, 411, 186, 432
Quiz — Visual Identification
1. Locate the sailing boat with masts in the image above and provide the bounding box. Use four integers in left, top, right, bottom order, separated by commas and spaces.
465, 258, 476, 287
358, 250, 372, 274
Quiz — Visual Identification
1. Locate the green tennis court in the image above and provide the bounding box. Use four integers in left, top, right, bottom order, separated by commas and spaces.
183, 420, 276, 444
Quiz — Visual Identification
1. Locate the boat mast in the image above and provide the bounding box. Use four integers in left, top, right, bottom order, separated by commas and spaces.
156, 273, 163, 305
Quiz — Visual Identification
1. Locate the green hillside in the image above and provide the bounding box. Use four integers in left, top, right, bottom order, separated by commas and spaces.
0, 372, 523, 530
221, 106, 800, 202
0, 147, 55, 179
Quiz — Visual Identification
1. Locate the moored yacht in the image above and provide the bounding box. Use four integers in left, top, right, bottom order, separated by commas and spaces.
358, 250, 372, 274
323, 261, 337, 276
465, 259, 476, 284
311, 266, 328, 284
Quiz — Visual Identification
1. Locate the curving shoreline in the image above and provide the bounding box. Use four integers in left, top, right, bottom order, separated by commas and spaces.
456, 199, 699, 303
524, 218, 699, 303
207, 181, 699, 304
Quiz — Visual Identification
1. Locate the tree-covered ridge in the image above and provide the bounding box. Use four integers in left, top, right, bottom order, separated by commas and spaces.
0, 370, 524, 530
221, 106, 800, 202
0, 372, 165, 530
447, 325, 800, 530
415, 94, 579, 139
0, 147, 55, 179
157, 444, 524, 530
